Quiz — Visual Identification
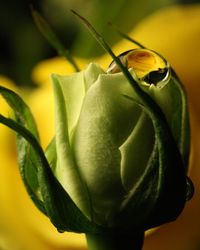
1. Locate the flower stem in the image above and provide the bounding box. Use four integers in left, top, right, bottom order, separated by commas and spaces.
85, 231, 144, 250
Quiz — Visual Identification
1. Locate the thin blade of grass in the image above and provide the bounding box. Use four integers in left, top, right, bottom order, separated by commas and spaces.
71, 10, 145, 99
32, 8, 80, 72
108, 22, 146, 49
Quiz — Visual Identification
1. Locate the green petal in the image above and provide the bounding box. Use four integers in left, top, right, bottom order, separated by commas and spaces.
83, 63, 105, 90
52, 75, 91, 218
52, 63, 104, 137
51, 71, 84, 137
120, 111, 155, 191
51, 63, 105, 219
72, 72, 141, 224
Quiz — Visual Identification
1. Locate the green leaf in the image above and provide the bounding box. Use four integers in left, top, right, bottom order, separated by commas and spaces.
108, 23, 145, 49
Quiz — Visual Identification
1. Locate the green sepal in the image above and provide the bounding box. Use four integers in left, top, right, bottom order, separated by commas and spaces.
0, 86, 46, 214
170, 69, 190, 169
142, 69, 190, 170
38, 150, 105, 233
0, 86, 105, 233
112, 80, 188, 231
114, 30, 190, 170
113, 104, 186, 231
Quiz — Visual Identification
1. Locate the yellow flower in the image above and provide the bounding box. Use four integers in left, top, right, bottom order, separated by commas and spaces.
1, 3, 200, 250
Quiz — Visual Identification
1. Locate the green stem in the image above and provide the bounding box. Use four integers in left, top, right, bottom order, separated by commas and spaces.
86, 231, 144, 250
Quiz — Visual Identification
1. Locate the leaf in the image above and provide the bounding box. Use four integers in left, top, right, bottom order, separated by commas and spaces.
108, 23, 145, 49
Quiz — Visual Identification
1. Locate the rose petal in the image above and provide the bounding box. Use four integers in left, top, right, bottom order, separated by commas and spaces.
73, 72, 142, 223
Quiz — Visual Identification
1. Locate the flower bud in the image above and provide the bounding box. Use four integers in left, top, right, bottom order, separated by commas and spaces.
51, 48, 191, 230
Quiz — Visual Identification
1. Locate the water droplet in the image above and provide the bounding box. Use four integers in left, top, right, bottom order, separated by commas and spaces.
57, 228, 65, 233
186, 176, 194, 201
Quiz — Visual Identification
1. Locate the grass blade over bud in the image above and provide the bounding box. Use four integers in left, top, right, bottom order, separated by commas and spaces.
32, 8, 80, 72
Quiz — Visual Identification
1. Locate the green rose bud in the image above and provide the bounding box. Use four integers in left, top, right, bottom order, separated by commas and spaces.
0, 47, 192, 241
0, 12, 193, 250
50, 48, 191, 230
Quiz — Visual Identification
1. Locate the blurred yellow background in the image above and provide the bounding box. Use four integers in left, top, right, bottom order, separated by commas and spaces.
0, 2, 200, 250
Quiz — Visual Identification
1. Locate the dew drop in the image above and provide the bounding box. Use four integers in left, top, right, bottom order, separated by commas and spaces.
57, 228, 65, 233
186, 176, 194, 201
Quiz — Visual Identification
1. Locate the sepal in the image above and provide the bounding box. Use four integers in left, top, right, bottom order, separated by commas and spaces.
0, 86, 105, 233
0, 86, 46, 214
